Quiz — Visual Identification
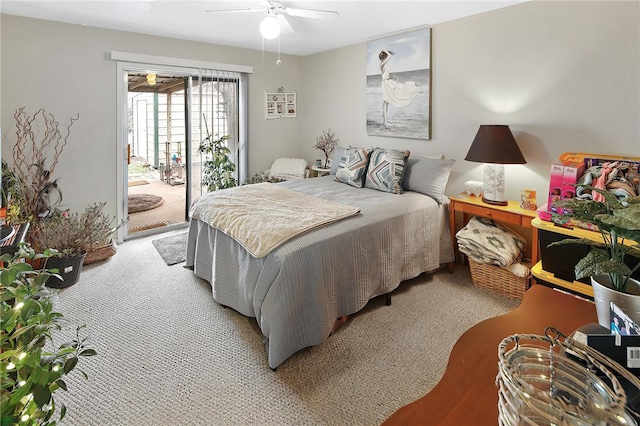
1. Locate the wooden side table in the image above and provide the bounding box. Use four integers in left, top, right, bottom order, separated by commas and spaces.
382, 285, 597, 425
448, 193, 538, 265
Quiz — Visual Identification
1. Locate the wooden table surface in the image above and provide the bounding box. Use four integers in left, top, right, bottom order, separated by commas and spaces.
383, 285, 597, 425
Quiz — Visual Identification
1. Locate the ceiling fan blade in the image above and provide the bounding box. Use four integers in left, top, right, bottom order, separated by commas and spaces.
206, 8, 264, 13
277, 14, 294, 34
283, 7, 340, 21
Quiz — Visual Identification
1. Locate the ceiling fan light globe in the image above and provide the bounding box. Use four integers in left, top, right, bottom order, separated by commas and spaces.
260, 16, 280, 39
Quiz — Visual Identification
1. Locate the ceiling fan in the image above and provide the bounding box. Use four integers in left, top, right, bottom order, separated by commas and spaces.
206, 1, 340, 39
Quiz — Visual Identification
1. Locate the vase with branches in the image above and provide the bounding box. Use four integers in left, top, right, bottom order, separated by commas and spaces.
312, 129, 338, 168
1, 107, 78, 224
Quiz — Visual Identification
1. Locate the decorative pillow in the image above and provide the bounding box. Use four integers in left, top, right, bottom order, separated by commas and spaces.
402, 156, 456, 204
334, 147, 372, 188
330, 146, 345, 175
364, 148, 410, 194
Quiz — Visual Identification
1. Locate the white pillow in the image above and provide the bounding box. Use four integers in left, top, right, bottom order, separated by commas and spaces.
269, 158, 308, 180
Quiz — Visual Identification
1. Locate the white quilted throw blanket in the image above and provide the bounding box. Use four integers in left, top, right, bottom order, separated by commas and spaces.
455, 216, 526, 268
189, 182, 360, 258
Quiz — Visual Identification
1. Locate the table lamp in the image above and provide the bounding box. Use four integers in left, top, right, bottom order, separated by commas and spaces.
464, 125, 526, 206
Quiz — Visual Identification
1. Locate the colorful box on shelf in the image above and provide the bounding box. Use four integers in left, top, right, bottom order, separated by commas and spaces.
547, 164, 564, 213
547, 152, 640, 214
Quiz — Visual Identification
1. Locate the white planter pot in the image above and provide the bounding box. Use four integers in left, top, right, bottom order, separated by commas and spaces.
591, 275, 640, 329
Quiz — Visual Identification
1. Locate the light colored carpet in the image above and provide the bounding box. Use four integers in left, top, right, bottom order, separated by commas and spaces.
52, 232, 519, 425
151, 232, 188, 265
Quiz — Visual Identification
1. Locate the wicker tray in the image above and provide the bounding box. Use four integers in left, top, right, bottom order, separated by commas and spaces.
469, 260, 530, 299
84, 239, 117, 265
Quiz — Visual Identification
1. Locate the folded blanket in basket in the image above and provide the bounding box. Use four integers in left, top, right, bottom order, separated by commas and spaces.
456, 216, 526, 268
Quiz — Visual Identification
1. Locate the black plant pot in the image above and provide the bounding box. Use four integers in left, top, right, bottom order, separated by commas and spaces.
45, 253, 87, 288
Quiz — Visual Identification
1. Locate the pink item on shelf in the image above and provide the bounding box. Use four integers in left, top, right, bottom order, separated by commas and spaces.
592, 161, 618, 202
547, 164, 564, 213
537, 203, 552, 222
561, 161, 586, 203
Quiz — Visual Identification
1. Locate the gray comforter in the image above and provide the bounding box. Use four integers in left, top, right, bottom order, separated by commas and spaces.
185, 176, 453, 368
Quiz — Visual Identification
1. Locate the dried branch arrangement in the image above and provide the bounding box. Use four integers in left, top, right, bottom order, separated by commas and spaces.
3, 107, 78, 222
312, 129, 338, 168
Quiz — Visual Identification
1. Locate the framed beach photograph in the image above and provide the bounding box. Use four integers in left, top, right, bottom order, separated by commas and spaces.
366, 27, 431, 140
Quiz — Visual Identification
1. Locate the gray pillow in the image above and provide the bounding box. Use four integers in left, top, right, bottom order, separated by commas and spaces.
330, 146, 345, 175
402, 156, 456, 204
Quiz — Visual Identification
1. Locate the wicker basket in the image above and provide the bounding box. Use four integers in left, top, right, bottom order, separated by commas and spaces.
84, 239, 117, 265
469, 260, 530, 299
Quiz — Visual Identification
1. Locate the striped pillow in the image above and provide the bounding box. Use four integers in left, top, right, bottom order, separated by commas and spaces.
335, 147, 372, 188
364, 148, 410, 194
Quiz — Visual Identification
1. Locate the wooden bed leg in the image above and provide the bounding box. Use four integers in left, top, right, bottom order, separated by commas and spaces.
385, 293, 392, 306
330, 316, 349, 335
448, 261, 455, 274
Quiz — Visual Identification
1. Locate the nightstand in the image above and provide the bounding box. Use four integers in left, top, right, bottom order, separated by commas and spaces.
448, 193, 538, 265
311, 165, 331, 177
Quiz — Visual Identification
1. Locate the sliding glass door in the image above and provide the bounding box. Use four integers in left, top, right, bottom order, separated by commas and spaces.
119, 64, 246, 239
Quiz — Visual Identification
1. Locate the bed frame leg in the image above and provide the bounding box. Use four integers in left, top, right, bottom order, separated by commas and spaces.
385, 293, 391, 306
448, 261, 455, 274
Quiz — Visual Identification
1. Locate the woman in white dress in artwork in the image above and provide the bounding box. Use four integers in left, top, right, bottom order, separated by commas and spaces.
379, 49, 420, 126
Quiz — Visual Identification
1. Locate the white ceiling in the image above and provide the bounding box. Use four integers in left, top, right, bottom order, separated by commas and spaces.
0, 0, 526, 56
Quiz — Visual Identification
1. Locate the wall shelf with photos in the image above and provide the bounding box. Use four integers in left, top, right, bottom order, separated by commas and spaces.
265, 92, 296, 119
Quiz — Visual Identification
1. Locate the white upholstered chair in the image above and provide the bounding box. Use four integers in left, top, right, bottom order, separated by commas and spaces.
265, 158, 309, 180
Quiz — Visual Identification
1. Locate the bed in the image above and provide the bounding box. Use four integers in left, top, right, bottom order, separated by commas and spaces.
186, 153, 455, 369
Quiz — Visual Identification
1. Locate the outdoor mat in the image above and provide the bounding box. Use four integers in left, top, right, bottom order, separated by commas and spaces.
152, 232, 188, 266
128, 180, 149, 187
128, 193, 164, 213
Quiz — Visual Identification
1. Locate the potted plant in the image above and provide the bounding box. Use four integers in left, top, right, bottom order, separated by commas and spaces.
198, 133, 237, 192
312, 129, 338, 168
1, 244, 96, 424
551, 185, 640, 327
30, 202, 123, 288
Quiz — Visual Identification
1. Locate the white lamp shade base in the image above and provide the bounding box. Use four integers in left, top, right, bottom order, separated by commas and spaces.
482, 163, 508, 206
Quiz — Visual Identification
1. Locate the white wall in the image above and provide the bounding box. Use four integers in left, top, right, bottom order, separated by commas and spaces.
300, 0, 640, 206
0, 15, 303, 219
2, 1, 639, 220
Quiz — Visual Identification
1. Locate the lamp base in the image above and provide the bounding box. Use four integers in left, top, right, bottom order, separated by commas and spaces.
482, 197, 508, 206
482, 163, 508, 206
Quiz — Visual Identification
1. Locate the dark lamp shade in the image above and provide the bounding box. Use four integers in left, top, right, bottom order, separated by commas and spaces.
465, 125, 526, 165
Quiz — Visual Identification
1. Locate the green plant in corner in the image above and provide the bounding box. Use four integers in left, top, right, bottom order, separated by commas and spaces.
550, 185, 640, 293
0, 244, 96, 425
198, 126, 237, 192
